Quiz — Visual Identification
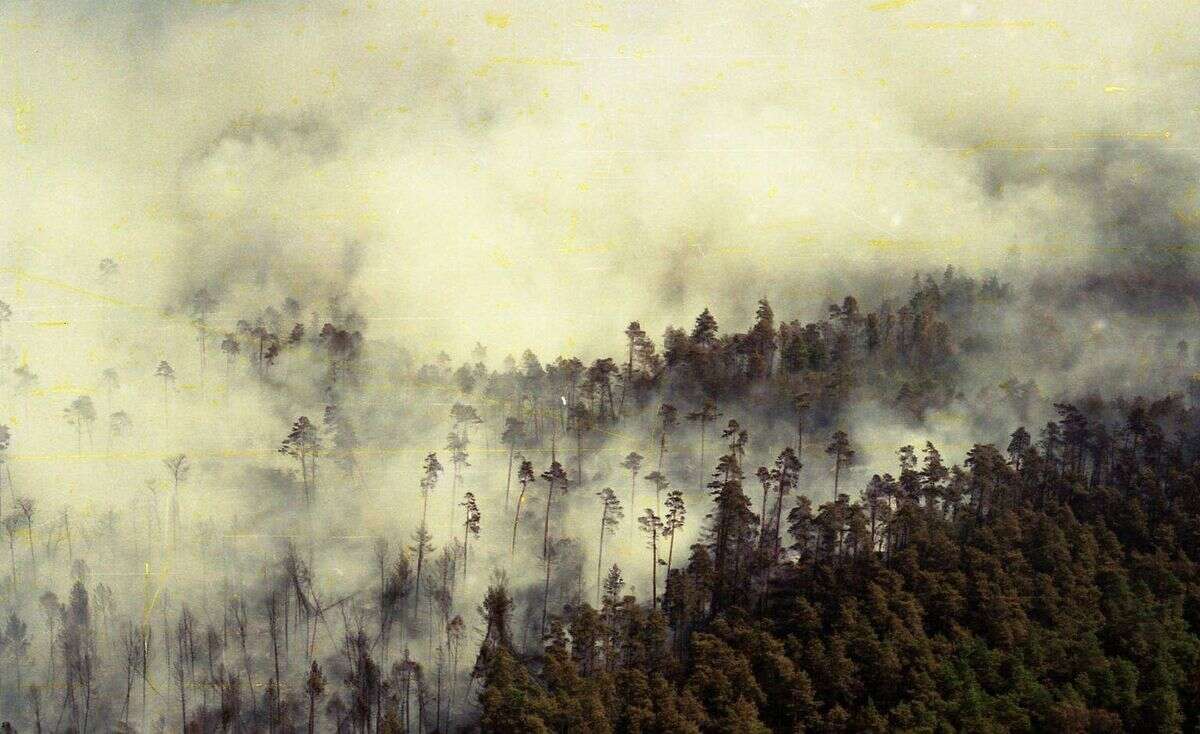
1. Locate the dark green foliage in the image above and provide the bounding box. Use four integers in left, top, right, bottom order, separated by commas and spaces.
478, 399, 1200, 732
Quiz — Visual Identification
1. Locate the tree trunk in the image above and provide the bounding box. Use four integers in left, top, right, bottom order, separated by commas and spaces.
773, 489, 786, 559
666, 531, 676, 583
141, 632, 148, 734
542, 483, 553, 562
463, 526, 469, 578
629, 472, 637, 520
596, 511, 606, 607
541, 548, 552, 638
833, 455, 841, 502
650, 533, 658, 611
504, 446, 514, 510
511, 483, 526, 556
26, 518, 36, 580
760, 483, 770, 543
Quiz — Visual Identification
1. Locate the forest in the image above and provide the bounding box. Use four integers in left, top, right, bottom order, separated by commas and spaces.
11, 0, 1200, 729
1, 264, 1199, 733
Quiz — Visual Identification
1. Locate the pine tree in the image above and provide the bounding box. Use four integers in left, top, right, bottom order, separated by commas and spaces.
595, 488, 623, 605
639, 509, 663, 610
691, 308, 719, 347
825, 430, 855, 502
63, 396, 96, 455
279, 416, 322, 507
645, 470, 670, 517
539, 461, 569, 636
687, 401, 722, 489
656, 404, 678, 472
460, 492, 480, 577
511, 459, 535, 555
1007, 426, 1031, 469
161, 454, 189, 551
410, 452, 443, 617
620, 321, 647, 414
663, 489, 686, 583
500, 418, 526, 510
621, 452, 644, 519
768, 448, 800, 556
445, 430, 470, 527
706, 452, 757, 613
154, 360, 175, 423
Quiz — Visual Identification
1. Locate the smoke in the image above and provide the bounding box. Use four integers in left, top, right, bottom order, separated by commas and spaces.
0, 0, 1120, 356
7, 1, 1199, 360
5, 0, 1200, 728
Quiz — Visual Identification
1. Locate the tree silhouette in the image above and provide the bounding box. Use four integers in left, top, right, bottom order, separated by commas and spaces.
13, 365, 37, 422
920, 441, 948, 515
644, 470, 669, 517
97, 258, 118, 280
460, 492, 480, 578
280, 416, 322, 507
594, 487, 623, 605
100, 368, 119, 409
1007, 426, 1031, 469
619, 321, 647, 414
750, 298, 777, 377
306, 661, 326, 734
706, 450, 756, 613
445, 430, 470, 528
3, 513, 20, 589
539, 460, 568, 635
656, 403, 678, 472
539, 460, 568, 562
687, 400, 721, 488
825, 430, 855, 502
162, 454, 189, 551
190, 288, 216, 387
413, 452, 443, 615
510, 459, 534, 556
755, 466, 774, 545
450, 403, 483, 442
793, 391, 811, 464
16, 497, 35, 579
585, 358, 619, 422
323, 404, 361, 481
638, 509, 663, 610
721, 419, 748, 466
662, 489, 686, 585
568, 400, 593, 484
220, 333, 240, 387
243, 322, 280, 377
691, 308, 718, 347
5, 611, 27, 694
63, 396, 96, 454
768, 447, 800, 556
620, 451, 643, 520
500, 418, 525, 510
155, 361, 175, 423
